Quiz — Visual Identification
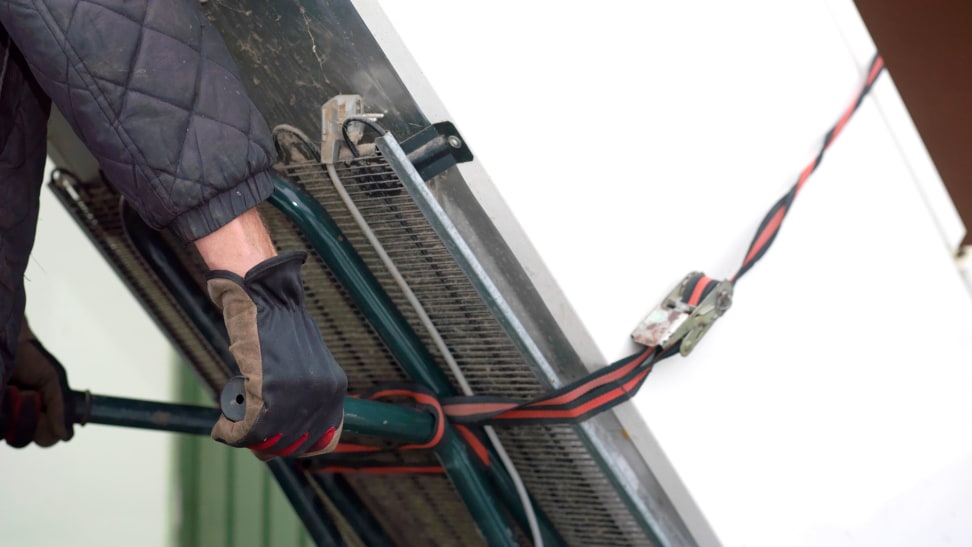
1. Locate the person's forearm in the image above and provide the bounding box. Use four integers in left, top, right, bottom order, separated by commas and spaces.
194, 208, 276, 276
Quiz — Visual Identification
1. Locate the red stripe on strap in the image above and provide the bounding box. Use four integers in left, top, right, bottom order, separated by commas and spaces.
443, 402, 519, 417
455, 425, 490, 466
827, 59, 884, 155
368, 389, 445, 450
743, 206, 787, 267
802, 57, 885, 193
333, 442, 382, 454
795, 162, 816, 193
825, 103, 858, 155
316, 466, 444, 475
524, 348, 652, 409
497, 366, 653, 421
687, 276, 711, 306
867, 56, 885, 87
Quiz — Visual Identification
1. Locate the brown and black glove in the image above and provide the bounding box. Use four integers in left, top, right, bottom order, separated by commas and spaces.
208, 251, 347, 460
1, 321, 74, 447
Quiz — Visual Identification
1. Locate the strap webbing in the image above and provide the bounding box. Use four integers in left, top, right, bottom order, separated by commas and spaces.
733, 54, 885, 282
322, 54, 886, 467
439, 54, 886, 428
440, 276, 720, 426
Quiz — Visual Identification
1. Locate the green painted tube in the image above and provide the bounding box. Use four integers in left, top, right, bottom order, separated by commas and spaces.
271, 177, 526, 546
271, 180, 453, 394
438, 429, 518, 546
344, 398, 435, 443
79, 385, 558, 544
68, 392, 435, 445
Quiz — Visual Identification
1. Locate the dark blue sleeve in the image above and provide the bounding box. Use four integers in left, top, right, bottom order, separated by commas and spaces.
0, 0, 275, 242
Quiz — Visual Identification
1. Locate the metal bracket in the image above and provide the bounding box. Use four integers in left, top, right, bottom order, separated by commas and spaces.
319, 94, 472, 179
400, 121, 473, 181
631, 272, 733, 356
320, 94, 384, 164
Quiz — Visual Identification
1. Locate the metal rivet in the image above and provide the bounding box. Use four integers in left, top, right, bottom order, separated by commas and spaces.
447, 135, 462, 149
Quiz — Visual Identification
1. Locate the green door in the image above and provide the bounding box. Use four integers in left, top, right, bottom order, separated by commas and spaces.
176, 369, 312, 547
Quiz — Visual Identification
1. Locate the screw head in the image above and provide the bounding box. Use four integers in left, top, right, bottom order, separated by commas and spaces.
447, 135, 462, 149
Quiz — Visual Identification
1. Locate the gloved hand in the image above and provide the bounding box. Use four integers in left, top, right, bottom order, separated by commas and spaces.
1, 387, 43, 447
208, 251, 347, 460
1, 321, 74, 447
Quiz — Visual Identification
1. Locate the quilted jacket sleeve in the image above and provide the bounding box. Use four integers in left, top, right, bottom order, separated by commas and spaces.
0, 0, 275, 242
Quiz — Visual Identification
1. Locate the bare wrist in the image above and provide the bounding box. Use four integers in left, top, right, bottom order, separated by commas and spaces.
194, 208, 276, 276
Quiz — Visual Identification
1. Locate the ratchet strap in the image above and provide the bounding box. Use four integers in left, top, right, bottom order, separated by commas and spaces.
320, 54, 886, 469
438, 53, 886, 428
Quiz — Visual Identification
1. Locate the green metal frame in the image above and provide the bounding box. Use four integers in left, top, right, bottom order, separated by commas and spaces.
114, 166, 565, 543
271, 177, 565, 546
71, 392, 435, 444
71, 391, 519, 546
120, 202, 400, 546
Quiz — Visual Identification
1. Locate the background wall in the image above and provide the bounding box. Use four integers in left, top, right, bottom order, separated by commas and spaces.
175, 369, 310, 547
854, 0, 972, 246
0, 160, 176, 546
370, 1, 972, 545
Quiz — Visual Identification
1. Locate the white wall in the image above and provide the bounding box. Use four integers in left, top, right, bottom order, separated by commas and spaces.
366, 1, 972, 545
0, 161, 176, 546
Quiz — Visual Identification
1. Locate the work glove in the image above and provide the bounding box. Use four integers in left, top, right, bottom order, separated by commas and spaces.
208, 251, 347, 460
1, 321, 74, 447
1, 387, 43, 447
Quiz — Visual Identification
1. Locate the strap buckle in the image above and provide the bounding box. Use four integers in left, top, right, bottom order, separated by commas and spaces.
631, 272, 733, 356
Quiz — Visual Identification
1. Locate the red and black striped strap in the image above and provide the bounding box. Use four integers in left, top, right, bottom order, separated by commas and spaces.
440, 273, 721, 426
733, 53, 885, 282
320, 54, 885, 468
313, 276, 723, 470
309, 424, 491, 474
308, 384, 491, 473
435, 54, 885, 429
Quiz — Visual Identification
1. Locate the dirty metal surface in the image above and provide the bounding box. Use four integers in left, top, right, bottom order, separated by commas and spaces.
50, 169, 491, 547
49, 171, 230, 393
42, 0, 695, 545
47, 152, 658, 546
276, 150, 654, 547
